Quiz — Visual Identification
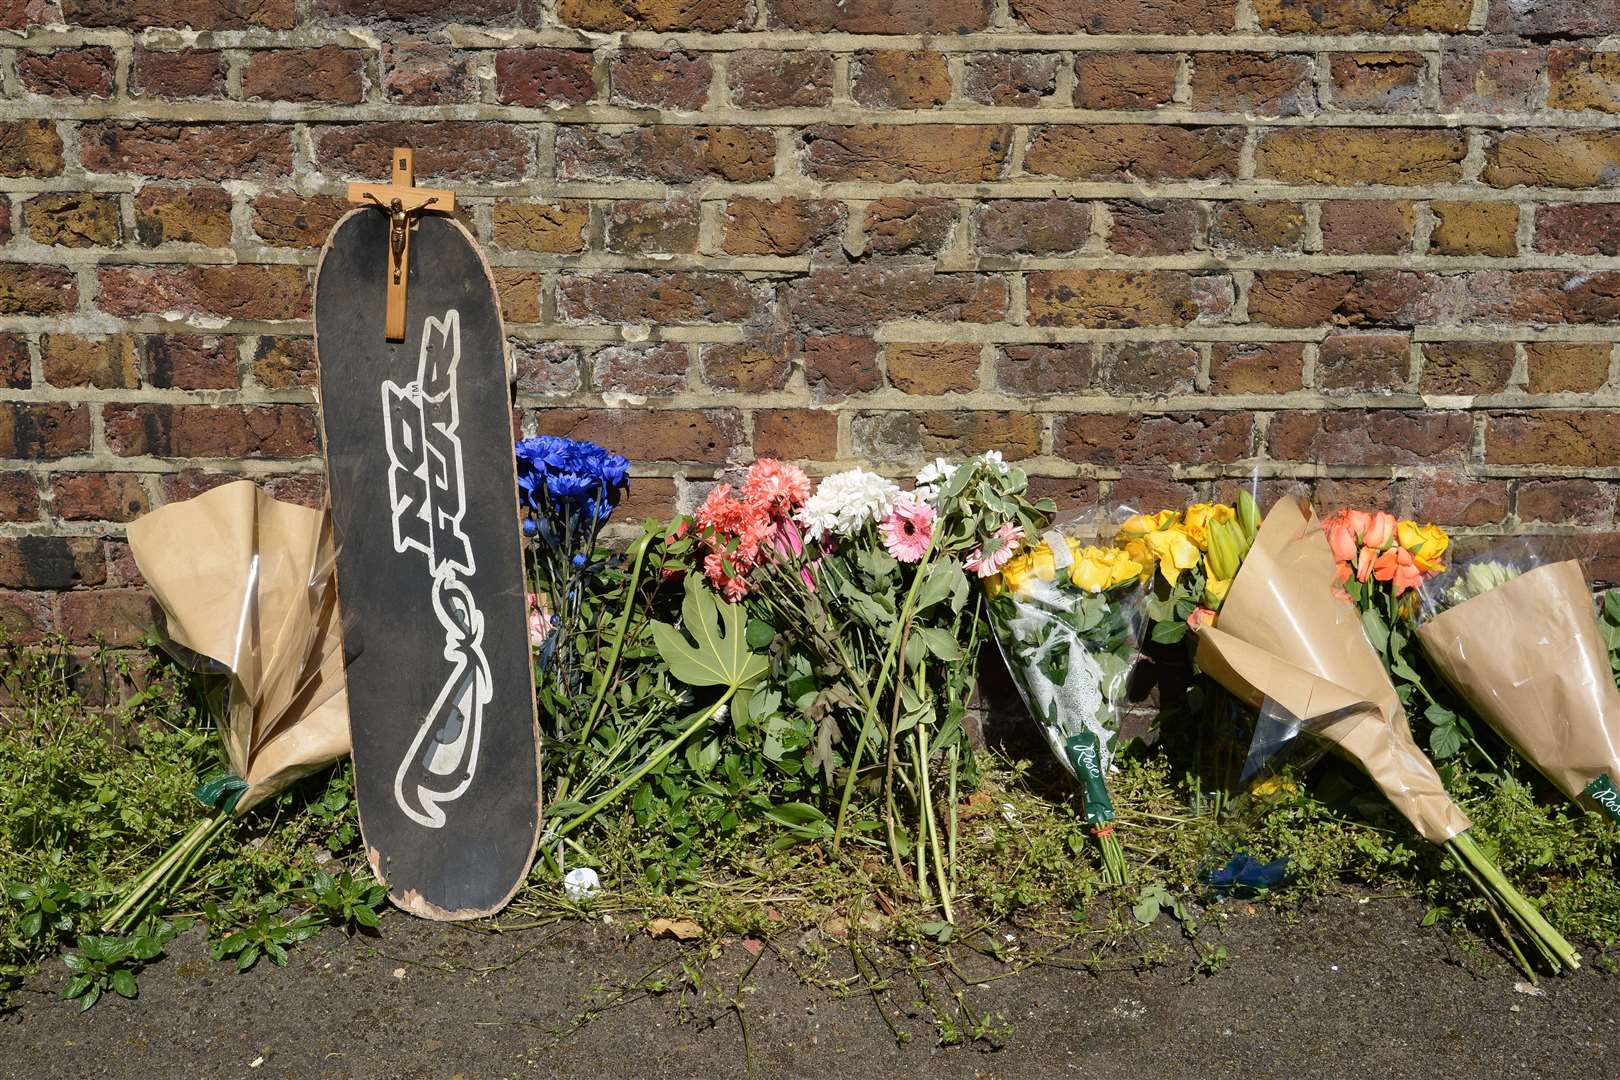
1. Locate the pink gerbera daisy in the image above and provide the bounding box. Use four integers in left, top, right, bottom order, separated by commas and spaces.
965, 523, 1025, 578
878, 497, 936, 564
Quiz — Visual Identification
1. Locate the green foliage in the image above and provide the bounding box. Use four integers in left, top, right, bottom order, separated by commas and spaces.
61, 918, 183, 1011
301, 870, 386, 933
208, 903, 322, 972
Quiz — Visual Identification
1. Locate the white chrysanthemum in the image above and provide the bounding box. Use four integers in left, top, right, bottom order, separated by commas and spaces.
977, 450, 1009, 473
796, 468, 901, 541
912, 457, 957, 503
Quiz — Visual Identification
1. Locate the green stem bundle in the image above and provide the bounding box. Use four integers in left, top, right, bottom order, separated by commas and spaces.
1446, 830, 1580, 977
102, 812, 231, 935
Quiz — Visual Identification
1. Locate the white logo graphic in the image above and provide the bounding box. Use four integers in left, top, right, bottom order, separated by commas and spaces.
381, 310, 491, 829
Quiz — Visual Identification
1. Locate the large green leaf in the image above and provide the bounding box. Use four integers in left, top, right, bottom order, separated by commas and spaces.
650, 576, 769, 690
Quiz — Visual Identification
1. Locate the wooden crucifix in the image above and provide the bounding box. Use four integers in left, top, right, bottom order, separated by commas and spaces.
346, 148, 456, 341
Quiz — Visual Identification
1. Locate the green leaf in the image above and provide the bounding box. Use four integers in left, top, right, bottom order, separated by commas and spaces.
237, 945, 260, 972
1132, 897, 1161, 925
62, 974, 93, 1000
1360, 608, 1390, 655
78, 985, 100, 1012
110, 969, 138, 999
20, 911, 42, 938
1429, 720, 1463, 760
1150, 620, 1188, 645
917, 920, 955, 943
650, 576, 768, 690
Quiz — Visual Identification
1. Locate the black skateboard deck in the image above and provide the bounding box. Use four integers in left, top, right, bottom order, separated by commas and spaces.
314, 209, 540, 920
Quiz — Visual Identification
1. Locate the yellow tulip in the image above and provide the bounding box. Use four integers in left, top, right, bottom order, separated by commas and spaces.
1397, 520, 1449, 574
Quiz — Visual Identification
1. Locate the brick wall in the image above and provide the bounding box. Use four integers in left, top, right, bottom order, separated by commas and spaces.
3, 0, 1620, 650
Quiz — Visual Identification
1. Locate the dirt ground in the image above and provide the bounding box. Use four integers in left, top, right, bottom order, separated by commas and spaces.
3, 892, 1614, 1080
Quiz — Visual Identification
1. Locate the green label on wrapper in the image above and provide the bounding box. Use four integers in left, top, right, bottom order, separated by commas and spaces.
1583, 773, 1620, 825
1063, 732, 1115, 825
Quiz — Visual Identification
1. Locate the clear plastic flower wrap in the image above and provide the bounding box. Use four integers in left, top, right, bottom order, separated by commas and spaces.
984, 529, 1145, 883
1417, 541, 1620, 824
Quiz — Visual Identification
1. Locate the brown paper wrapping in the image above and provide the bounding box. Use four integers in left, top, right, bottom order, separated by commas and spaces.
1418, 560, 1620, 806
127, 480, 350, 812
1193, 496, 1471, 844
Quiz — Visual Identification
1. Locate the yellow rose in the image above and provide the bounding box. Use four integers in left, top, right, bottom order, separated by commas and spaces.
1109, 551, 1145, 588
1119, 509, 1180, 539
1000, 553, 1034, 597
1071, 555, 1111, 593
1182, 503, 1236, 551
1203, 574, 1232, 608
983, 573, 1005, 598
1029, 543, 1057, 583
1397, 520, 1449, 574
1145, 526, 1202, 586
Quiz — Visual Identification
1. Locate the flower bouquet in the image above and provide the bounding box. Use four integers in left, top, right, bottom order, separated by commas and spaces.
1417, 553, 1620, 826
984, 537, 1145, 883
1179, 496, 1579, 975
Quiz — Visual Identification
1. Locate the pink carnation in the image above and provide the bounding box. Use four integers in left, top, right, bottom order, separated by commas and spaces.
879, 497, 936, 564
742, 458, 811, 517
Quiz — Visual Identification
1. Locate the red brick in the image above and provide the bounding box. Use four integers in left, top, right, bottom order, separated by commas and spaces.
1255, 128, 1467, 184
560, 0, 747, 30
769, 0, 990, 32
1247, 270, 1447, 329
495, 48, 595, 107
964, 53, 1058, 107
19, 46, 115, 98
853, 51, 950, 109
0, 119, 63, 177
1027, 476, 1102, 517
1331, 52, 1425, 111
1488, 0, 1620, 39
0, 536, 104, 589
885, 343, 980, 395
134, 185, 233, 247
702, 338, 793, 394
558, 127, 774, 183
801, 334, 880, 401
1013, 0, 1233, 32
0, 0, 55, 29
728, 50, 832, 108
1107, 200, 1205, 256
1027, 270, 1234, 328
82, 122, 291, 180
0, 264, 77, 315
863, 198, 955, 256
788, 266, 1007, 331
1516, 478, 1613, 527
592, 342, 690, 396
1270, 409, 1472, 465
250, 194, 350, 249
96, 265, 308, 321
1440, 49, 1543, 113
1074, 52, 1178, 110
722, 198, 843, 256
1420, 341, 1515, 395
996, 343, 1095, 396
610, 50, 711, 110
804, 125, 1010, 183
0, 473, 40, 521
315, 0, 518, 17
604, 197, 700, 255
854, 410, 1042, 462
754, 408, 839, 460
1535, 204, 1620, 256
975, 199, 1091, 256
1097, 341, 1198, 396
132, 47, 225, 99
242, 47, 365, 104
1320, 201, 1414, 255
383, 42, 477, 105
533, 408, 740, 464
557, 272, 764, 326
62, 0, 296, 29
1026, 126, 1241, 181
0, 403, 91, 459
1057, 412, 1252, 467
511, 341, 583, 399
252, 337, 315, 390
1486, 410, 1620, 467
1525, 342, 1611, 395
1402, 474, 1509, 528
0, 334, 26, 390
142, 335, 239, 390
1190, 53, 1312, 116
315, 122, 530, 182
614, 476, 677, 523
52, 473, 151, 523
0, 589, 53, 643
40, 333, 138, 389
103, 403, 319, 459
1210, 341, 1305, 395
1254, 0, 1470, 32
1316, 333, 1411, 393
59, 588, 161, 647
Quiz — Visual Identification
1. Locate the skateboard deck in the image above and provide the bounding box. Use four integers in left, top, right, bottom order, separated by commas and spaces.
314, 208, 540, 919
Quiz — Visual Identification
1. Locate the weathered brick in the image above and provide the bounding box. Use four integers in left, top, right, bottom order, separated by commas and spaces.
1404, 474, 1510, 528
19, 46, 115, 98
0, 0, 56, 30
142, 335, 239, 390
62, 0, 296, 29
1209, 201, 1304, 253
1331, 52, 1425, 111
492, 200, 589, 253
252, 336, 315, 389
1440, 49, 1543, 113
0, 264, 77, 315
40, 333, 138, 389
0, 473, 41, 521
853, 51, 951, 109
1058, 412, 1251, 467
1027, 270, 1234, 328
1254, 0, 1470, 32
1074, 52, 1179, 110
728, 51, 833, 109
25, 192, 121, 247
59, 588, 160, 648
1270, 409, 1471, 464
82, 123, 291, 180
96, 265, 308, 322
964, 53, 1058, 107
1189, 53, 1312, 116
557, 272, 764, 325
722, 197, 843, 256
605, 197, 701, 255
1430, 202, 1518, 257
611, 50, 711, 110
1027, 476, 1102, 516
0, 589, 52, 643
1486, 410, 1620, 467
997, 343, 1095, 396
863, 198, 956, 255
250, 194, 350, 249
561, 0, 748, 31
1516, 478, 1614, 527
1097, 341, 1198, 396
242, 48, 365, 105
134, 186, 232, 247
315, 122, 530, 182
886, 343, 980, 395
383, 42, 477, 105
801, 334, 880, 400
1461, 270, 1620, 326
559, 127, 774, 182
1320, 200, 1413, 254
103, 403, 318, 458
0, 334, 26, 390
1316, 333, 1410, 392
754, 409, 839, 460
593, 342, 689, 396
1210, 341, 1305, 394
1247, 270, 1447, 328
1013, 0, 1234, 32
975, 199, 1091, 256
1255, 128, 1466, 184
1420, 341, 1515, 395
1107, 200, 1206, 256
493, 269, 542, 324
1525, 342, 1611, 394
702, 338, 793, 394
0, 537, 104, 589
769, 0, 990, 32
1487, 0, 1620, 39
855, 410, 1042, 462
511, 340, 583, 399
0, 403, 91, 458
0, 120, 64, 177
1536, 204, 1620, 256
132, 47, 225, 99
614, 476, 677, 522
1112, 471, 1201, 514
533, 408, 740, 464
314, 0, 518, 18
1026, 126, 1241, 181
495, 48, 595, 107
51, 473, 151, 523
804, 125, 1009, 183
1484, 132, 1620, 189
788, 266, 1007, 330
